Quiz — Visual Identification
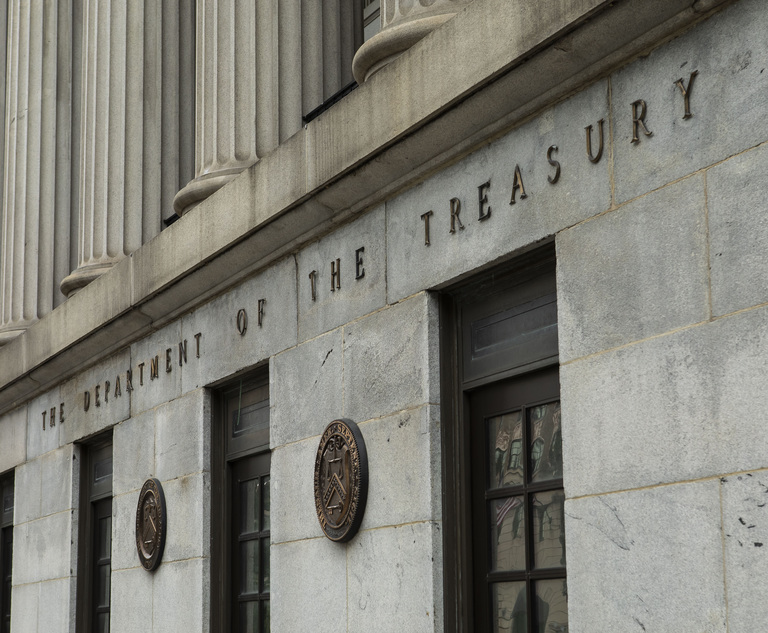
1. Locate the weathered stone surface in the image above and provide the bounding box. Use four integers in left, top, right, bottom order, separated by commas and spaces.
181, 255, 297, 393
343, 293, 439, 423
611, 0, 768, 204
129, 322, 183, 416
271, 538, 346, 633
12, 510, 72, 584
386, 80, 611, 303
558, 175, 709, 361
0, 405, 25, 473
161, 472, 210, 563
565, 481, 725, 633
154, 388, 210, 482
721, 470, 768, 632
14, 457, 41, 524
562, 305, 768, 497
111, 567, 153, 633
40, 446, 75, 517
9, 582, 38, 633
297, 205, 386, 341
348, 522, 443, 633
359, 405, 441, 530
111, 491, 139, 572
271, 328, 343, 447
271, 439, 319, 544
113, 408, 156, 496
152, 558, 209, 632
36, 577, 74, 633
60, 348, 131, 446
707, 142, 768, 316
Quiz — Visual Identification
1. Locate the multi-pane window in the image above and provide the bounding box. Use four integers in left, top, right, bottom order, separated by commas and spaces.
77, 439, 113, 633
363, 0, 381, 41
213, 374, 271, 633
0, 473, 13, 633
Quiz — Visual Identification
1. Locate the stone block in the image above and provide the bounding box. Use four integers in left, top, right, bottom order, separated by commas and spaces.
271, 329, 343, 447
611, 0, 768, 203
113, 408, 156, 496
10, 582, 38, 633
111, 567, 154, 633
557, 175, 708, 361
181, 255, 297, 393
154, 388, 210, 482
0, 406, 26, 473
707, 142, 768, 316
152, 558, 208, 633
14, 458, 42, 523
60, 349, 131, 446
40, 446, 75, 517
111, 491, 139, 572
271, 538, 346, 633
359, 405, 441, 530
271, 439, 320, 544
562, 305, 768, 497
129, 322, 183, 416
348, 522, 443, 633
36, 577, 74, 633
161, 473, 210, 563
12, 511, 72, 584
565, 481, 725, 633
386, 80, 612, 303
343, 293, 439, 423
27, 387, 62, 460
297, 205, 386, 341
721, 470, 768, 632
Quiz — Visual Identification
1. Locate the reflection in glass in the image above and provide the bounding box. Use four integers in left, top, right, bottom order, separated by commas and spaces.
490, 498, 525, 571
535, 579, 568, 633
492, 582, 526, 633
241, 541, 260, 594
241, 479, 260, 534
232, 399, 269, 438
261, 600, 270, 632
98, 517, 111, 560
240, 602, 258, 633
97, 564, 110, 607
488, 411, 524, 488
262, 476, 270, 532
97, 613, 109, 633
532, 491, 566, 569
93, 456, 113, 483
529, 402, 562, 482
261, 538, 270, 592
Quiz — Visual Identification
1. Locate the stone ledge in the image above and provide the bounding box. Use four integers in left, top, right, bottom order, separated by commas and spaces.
0, 0, 734, 414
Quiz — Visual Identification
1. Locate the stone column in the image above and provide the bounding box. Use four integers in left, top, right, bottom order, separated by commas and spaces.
60, 1, 194, 296
0, 0, 72, 344
353, 0, 471, 84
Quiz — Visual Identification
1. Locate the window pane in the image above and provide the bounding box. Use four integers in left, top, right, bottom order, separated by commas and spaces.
98, 516, 111, 560
488, 412, 524, 488
532, 490, 566, 569
261, 599, 270, 632
241, 540, 260, 595
96, 612, 109, 633
261, 538, 270, 593
232, 399, 269, 439
535, 579, 568, 633
93, 456, 113, 484
262, 475, 270, 532
490, 497, 525, 571
491, 581, 526, 633
97, 563, 111, 608
240, 602, 259, 633
241, 479, 260, 535
529, 402, 562, 482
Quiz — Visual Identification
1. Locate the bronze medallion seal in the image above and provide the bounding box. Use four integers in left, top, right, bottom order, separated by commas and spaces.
314, 418, 368, 542
135, 478, 167, 571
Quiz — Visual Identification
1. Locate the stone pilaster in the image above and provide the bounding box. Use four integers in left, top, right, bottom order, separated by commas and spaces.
353, 0, 471, 84
61, 1, 193, 297
0, 0, 71, 344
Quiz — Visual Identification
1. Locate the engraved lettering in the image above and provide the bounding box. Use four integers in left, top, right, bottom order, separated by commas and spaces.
179, 340, 187, 366
114, 376, 122, 398
50, 407, 56, 427
95, 385, 101, 407
585, 119, 605, 163
84, 391, 91, 412
60, 402, 64, 424
194, 332, 202, 358
547, 145, 561, 184
509, 165, 527, 204
309, 270, 318, 301
449, 198, 464, 233
355, 248, 365, 280
258, 299, 266, 326
104, 380, 110, 404
166, 348, 172, 373
138, 363, 145, 386
331, 259, 341, 292
42, 410, 47, 430
631, 99, 653, 143
237, 309, 248, 335
675, 70, 698, 119
150, 356, 159, 380
126, 369, 134, 392
478, 181, 491, 221
420, 210, 433, 246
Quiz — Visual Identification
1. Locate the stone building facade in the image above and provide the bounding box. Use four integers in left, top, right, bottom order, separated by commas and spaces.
0, 0, 767, 631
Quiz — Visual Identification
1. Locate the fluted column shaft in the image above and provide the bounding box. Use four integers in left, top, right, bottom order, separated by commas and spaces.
61, 0, 194, 296
174, 0, 360, 216
353, 0, 471, 83
0, 0, 71, 344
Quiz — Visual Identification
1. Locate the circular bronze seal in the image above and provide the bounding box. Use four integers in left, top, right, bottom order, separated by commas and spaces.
135, 478, 167, 571
314, 419, 368, 542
